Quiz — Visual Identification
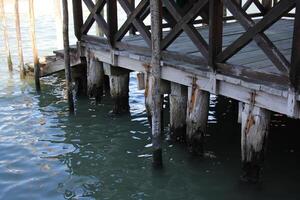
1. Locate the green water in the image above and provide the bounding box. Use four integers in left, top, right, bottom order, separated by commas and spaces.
1, 70, 300, 200
1, 1, 300, 199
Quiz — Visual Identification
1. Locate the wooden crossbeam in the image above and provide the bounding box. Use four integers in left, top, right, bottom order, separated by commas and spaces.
252, 0, 267, 14
81, 0, 108, 37
162, 0, 209, 58
115, 0, 151, 46
217, 0, 295, 74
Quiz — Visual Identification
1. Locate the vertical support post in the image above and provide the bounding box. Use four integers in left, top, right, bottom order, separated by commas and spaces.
86, 52, 104, 101
186, 81, 210, 155
29, 0, 40, 92
14, 0, 25, 78
241, 104, 271, 183
209, 0, 223, 70
290, 2, 300, 92
147, 0, 163, 167
170, 82, 187, 141
0, 0, 13, 71
109, 72, 130, 113
62, 0, 75, 114
107, 0, 118, 47
72, 0, 83, 41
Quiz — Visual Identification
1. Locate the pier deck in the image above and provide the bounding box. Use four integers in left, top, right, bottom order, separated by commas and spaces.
79, 18, 299, 118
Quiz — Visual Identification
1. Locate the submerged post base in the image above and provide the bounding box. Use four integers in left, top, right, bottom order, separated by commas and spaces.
152, 148, 163, 168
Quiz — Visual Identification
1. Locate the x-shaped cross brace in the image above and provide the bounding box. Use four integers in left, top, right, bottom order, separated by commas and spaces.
242, 0, 266, 14
161, 0, 209, 59
115, 0, 151, 47
217, 0, 295, 74
81, 0, 108, 37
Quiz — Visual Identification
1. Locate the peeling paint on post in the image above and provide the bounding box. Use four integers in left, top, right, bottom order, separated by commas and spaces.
186, 79, 209, 155
241, 104, 271, 183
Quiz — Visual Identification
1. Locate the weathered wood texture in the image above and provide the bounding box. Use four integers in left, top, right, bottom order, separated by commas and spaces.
109, 72, 130, 114
147, 0, 163, 167
170, 82, 187, 141
29, 0, 40, 92
86, 52, 104, 101
186, 82, 210, 155
0, 0, 13, 71
62, 0, 75, 113
14, 0, 25, 78
241, 103, 271, 183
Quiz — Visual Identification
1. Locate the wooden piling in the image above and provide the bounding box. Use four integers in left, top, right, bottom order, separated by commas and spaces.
241, 103, 271, 183
186, 82, 210, 155
170, 82, 187, 141
109, 73, 130, 114
14, 0, 25, 78
147, 0, 163, 167
87, 52, 104, 101
62, 0, 75, 113
54, 0, 63, 49
0, 0, 13, 71
29, 0, 40, 92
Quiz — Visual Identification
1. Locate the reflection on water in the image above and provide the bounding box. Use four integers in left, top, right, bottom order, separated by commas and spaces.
0, 1, 300, 200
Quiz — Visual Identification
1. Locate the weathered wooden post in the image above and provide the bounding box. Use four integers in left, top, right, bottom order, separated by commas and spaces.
170, 82, 187, 141
85, 0, 105, 101
106, 0, 130, 113
186, 81, 210, 155
14, 0, 25, 78
29, 0, 41, 92
62, 0, 75, 113
241, 102, 271, 183
0, 0, 13, 71
54, 0, 63, 49
147, 0, 163, 167
109, 71, 130, 113
87, 51, 104, 101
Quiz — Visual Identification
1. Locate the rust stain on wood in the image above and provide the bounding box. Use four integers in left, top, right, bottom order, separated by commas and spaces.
189, 77, 198, 114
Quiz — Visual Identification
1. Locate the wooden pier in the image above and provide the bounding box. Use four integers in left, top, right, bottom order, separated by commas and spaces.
50, 0, 300, 182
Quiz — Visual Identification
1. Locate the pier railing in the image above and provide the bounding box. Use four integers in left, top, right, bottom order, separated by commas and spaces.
72, 0, 298, 89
